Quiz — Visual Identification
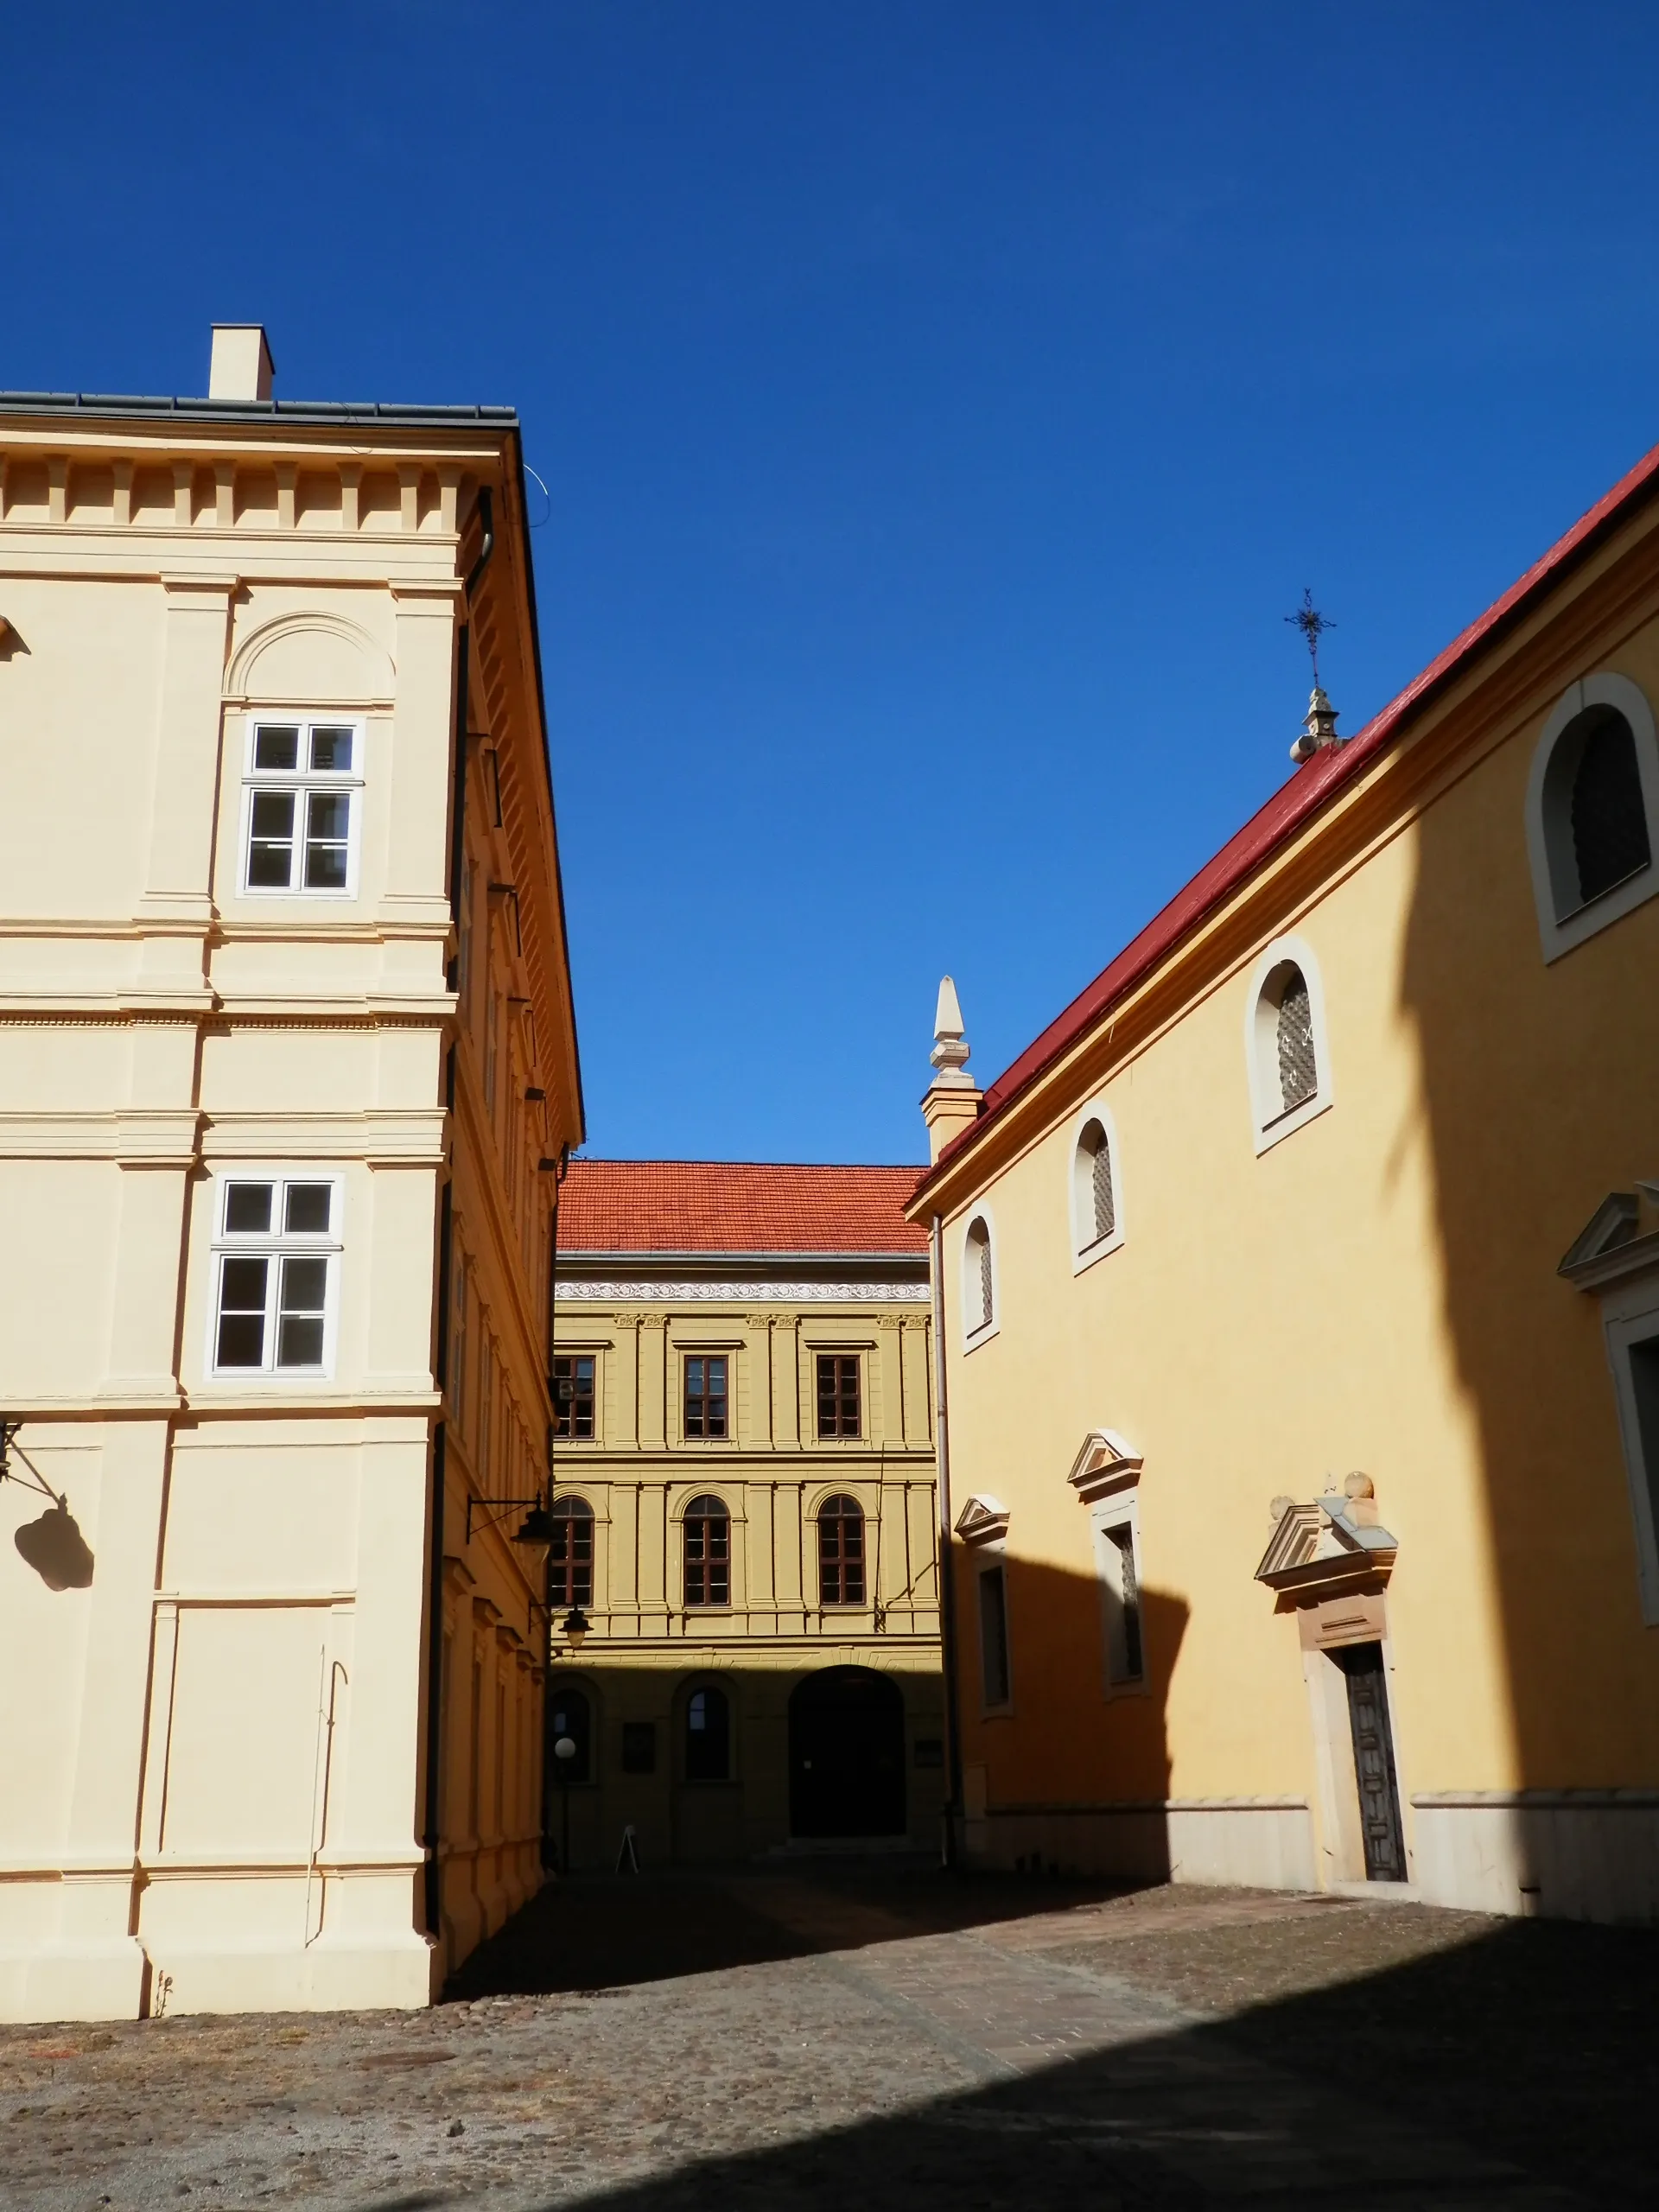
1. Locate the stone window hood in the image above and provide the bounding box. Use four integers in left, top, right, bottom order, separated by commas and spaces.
955, 1494, 1010, 1548
1066, 1428, 1144, 1505
1255, 1472, 1397, 1603
1558, 1185, 1659, 1292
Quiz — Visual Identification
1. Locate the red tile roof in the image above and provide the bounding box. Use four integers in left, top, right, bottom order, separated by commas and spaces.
912, 429, 1659, 1208
559, 1159, 929, 1255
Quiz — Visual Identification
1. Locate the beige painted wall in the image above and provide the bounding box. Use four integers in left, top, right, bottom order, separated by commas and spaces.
0, 401, 577, 2020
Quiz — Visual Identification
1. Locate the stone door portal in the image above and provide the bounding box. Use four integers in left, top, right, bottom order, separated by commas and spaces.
1336, 1642, 1405, 1880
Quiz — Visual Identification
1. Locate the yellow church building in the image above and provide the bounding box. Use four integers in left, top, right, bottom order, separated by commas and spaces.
910, 442, 1659, 1920
0, 327, 582, 2019
545, 1159, 944, 1867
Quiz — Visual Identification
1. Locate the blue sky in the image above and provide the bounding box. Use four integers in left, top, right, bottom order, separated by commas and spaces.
8, 2, 1659, 1162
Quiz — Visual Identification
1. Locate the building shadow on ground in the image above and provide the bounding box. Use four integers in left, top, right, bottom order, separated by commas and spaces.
478, 1891, 1658, 2207
442, 1859, 1134, 2000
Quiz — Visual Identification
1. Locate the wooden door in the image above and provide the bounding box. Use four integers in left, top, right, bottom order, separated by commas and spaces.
1337, 1643, 1405, 1881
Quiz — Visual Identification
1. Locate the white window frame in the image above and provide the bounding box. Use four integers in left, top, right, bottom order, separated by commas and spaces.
1245, 932, 1334, 1155
1090, 1491, 1149, 1697
1524, 671, 1659, 963
1600, 1270, 1659, 1627
238, 715, 365, 899
1068, 1100, 1126, 1273
206, 1170, 343, 1381
960, 1207, 1000, 1354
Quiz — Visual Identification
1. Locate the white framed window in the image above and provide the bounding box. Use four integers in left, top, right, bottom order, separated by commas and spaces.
976, 1558, 1013, 1711
960, 1211, 999, 1351
208, 1173, 342, 1377
238, 717, 364, 896
1525, 671, 1659, 962
1090, 1493, 1147, 1694
1069, 1103, 1124, 1271
1245, 934, 1333, 1154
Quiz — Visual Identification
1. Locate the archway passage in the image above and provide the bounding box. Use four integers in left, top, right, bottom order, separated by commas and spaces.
788, 1667, 905, 1838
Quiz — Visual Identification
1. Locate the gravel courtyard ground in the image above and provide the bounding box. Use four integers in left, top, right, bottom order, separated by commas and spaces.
3, 1862, 1656, 2209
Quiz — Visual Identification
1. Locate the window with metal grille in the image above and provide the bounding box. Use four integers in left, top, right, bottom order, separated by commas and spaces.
817, 1493, 865, 1605
242, 721, 362, 894
547, 1496, 594, 1608
683, 1494, 730, 1605
553, 1354, 595, 1440
965, 1218, 994, 1334
685, 1685, 730, 1780
816, 1355, 861, 1439
978, 1563, 1011, 1707
210, 1176, 340, 1375
684, 1356, 728, 1440
1105, 1524, 1144, 1683
1274, 970, 1318, 1115
1075, 1119, 1116, 1252
1570, 710, 1651, 906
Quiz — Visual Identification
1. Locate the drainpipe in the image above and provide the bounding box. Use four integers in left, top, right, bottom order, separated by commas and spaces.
423, 486, 495, 1942
931, 1212, 964, 1871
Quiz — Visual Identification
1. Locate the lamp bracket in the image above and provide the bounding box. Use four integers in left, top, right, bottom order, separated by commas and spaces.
466, 1493, 548, 1543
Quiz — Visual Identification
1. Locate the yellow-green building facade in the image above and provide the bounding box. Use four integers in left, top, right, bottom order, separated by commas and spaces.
545, 1160, 944, 1868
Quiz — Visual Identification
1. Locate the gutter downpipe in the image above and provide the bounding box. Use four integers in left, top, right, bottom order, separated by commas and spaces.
423, 487, 494, 1943
931, 1212, 964, 1871
540, 1141, 570, 1872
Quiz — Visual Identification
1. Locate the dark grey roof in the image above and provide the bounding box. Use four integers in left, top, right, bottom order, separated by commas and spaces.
0, 392, 518, 429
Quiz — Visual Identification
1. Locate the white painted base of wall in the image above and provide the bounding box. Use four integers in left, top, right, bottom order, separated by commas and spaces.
965, 1799, 1317, 1892
0, 1938, 149, 2026
1411, 1793, 1659, 1923
149, 1934, 439, 2019
965, 1793, 1659, 1925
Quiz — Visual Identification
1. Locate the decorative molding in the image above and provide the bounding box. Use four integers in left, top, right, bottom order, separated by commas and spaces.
224, 608, 395, 703
1560, 1189, 1659, 1292
1066, 1427, 1143, 1503
558, 1280, 931, 1305
1255, 1478, 1396, 1598
955, 1493, 1010, 1548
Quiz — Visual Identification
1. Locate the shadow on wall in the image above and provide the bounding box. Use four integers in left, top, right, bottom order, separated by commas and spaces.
953, 1548, 1189, 1885
537, 1659, 948, 1875
464, 1899, 1659, 2204
1400, 723, 1659, 1825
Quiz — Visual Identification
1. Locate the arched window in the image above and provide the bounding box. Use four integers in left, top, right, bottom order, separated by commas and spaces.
546, 1681, 591, 1784
963, 1216, 995, 1344
547, 1495, 594, 1609
1247, 938, 1332, 1154
1528, 673, 1659, 959
684, 1683, 730, 1781
1071, 1109, 1123, 1268
683, 1494, 730, 1607
818, 1494, 865, 1605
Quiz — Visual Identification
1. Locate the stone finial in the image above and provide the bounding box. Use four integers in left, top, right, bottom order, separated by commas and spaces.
1289, 685, 1342, 765
1343, 1471, 1374, 1500
921, 974, 983, 1164
930, 975, 973, 1088
1268, 1493, 1295, 1528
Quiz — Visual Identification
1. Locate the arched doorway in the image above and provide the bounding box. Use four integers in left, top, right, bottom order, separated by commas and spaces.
789, 1667, 905, 1839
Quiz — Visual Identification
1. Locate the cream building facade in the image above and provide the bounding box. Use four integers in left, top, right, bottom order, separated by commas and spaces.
546, 1160, 944, 1866
912, 442, 1659, 1922
0, 327, 582, 2021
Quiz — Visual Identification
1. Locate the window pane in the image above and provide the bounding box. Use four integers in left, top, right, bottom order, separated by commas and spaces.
248, 790, 296, 888
253, 726, 299, 771
276, 1254, 327, 1370
224, 1183, 273, 1234
1572, 713, 1650, 905
307, 791, 352, 842
303, 844, 348, 891
247, 839, 294, 888
1091, 1132, 1116, 1242
251, 791, 296, 837
309, 727, 354, 772
216, 1256, 269, 1368
283, 1184, 332, 1234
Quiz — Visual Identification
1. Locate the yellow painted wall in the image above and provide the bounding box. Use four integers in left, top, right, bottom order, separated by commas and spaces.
924, 548, 1659, 1910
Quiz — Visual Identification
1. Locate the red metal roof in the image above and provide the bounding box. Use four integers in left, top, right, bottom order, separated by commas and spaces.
559, 1159, 928, 1255
913, 430, 1659, 1207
